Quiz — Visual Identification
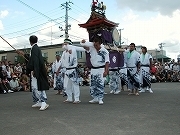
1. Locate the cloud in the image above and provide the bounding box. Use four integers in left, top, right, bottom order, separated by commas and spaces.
0, 10, 8, 31
0, 20, 3, 30
115, 0, 180, 16
37, 17, 88, 44
122, 10, 139, 21
68, 19, 89, 41
0, 10, 9, 18
0, 18, 88, 51
11, 11, 25, 19
39, 22, 61, 36
0, 37, 17, 51
119, 9, 180, 59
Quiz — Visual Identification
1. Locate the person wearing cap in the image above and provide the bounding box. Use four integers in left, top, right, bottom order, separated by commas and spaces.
51, 54, 64, 95
126, 43, 140, 96
139, 46, 153, 93
61, 38, 82, 104
9, 75, 21, 92
26, 35, 49, 111
81, 36, 109, 105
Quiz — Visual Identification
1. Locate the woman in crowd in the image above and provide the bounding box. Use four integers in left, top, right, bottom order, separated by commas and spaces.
19, 74, 29, 91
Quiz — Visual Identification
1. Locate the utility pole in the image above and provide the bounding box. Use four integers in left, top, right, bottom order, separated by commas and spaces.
119, 28, 124, 47
51, 20, 52, 45
61, 1, 73, 39
158, 43, 165, 64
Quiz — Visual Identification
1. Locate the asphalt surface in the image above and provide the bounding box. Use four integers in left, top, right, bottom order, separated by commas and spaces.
0, 82, 180, 135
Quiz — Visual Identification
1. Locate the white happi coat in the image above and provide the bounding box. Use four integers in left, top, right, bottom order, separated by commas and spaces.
61, 47, 78, 83
126, 50, 140, 89
126, 50, 140, 70
61, 45, 85, 102
52, 60, 62, 88
61, 45, 85, 85
81, 41, 109, 100
139, 53, 152, 88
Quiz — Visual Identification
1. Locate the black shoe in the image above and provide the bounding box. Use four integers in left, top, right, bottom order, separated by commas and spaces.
63, 92, 67, 97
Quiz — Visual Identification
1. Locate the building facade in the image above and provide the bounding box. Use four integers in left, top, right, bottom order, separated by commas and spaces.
1, 42, 171, 65
0, 42, 86, 65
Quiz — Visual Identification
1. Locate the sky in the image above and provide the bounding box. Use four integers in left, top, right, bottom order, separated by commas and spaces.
0, 0, 180, 59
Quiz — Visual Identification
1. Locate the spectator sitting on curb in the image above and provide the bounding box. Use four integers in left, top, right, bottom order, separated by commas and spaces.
9, 75, 21, 92
2, 76, 14, 93
19, 74, 29, 91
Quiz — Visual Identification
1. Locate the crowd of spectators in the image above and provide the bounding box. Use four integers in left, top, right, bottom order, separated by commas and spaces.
0, 61, 29, 94
150, 59, 180, 83
1, 58, 179, 94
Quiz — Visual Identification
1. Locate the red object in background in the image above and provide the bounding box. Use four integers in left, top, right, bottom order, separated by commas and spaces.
150, 66, 157, 74
92, 0, 98, 6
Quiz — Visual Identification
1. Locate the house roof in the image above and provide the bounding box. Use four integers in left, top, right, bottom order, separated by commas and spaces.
78, 11, 118, 29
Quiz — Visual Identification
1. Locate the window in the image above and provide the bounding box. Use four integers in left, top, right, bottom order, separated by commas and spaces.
77, 51, 83, 59
1, 56, 7, 61
42, 52, 48, 58
14, 56, 18, 62
55, 51, 63, 56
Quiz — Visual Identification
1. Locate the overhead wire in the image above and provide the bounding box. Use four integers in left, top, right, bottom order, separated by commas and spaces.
4, 32, 62, 49
4, 12, 64, 32
72, 3, 90, 15
15, 0, 63, 25
3, 0, 90, 49
8, 21, 64, 39
4, 7, 62, 30
2, 16, 64, 37
68, 34, 87, 40
69, 7, 89, 20
68, 16, 82, 23
69, 29, 88, 40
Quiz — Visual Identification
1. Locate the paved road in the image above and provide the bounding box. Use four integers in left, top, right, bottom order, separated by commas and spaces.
0, 82, 180, 135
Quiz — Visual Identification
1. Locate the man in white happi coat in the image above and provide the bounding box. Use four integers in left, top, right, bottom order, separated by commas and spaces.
61, 39, 84, 104
139, 46, 153, 93
81, 36, 109, 105
126, 43, 140, 96
52, 54, 64, 95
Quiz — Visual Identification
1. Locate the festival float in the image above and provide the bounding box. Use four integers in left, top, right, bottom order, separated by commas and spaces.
78, 0, 124, 68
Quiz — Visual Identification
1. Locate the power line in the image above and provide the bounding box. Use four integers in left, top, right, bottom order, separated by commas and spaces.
2, 33, 86, 51
3, 32, 62, 49
2, 17, 64, 36
2, 17, 62, 36
70, 29, 88, 40
4, 12, 65, 32
70, 5, 89, 20
69, 16, 82, 23
16, 0, 63, 25
72, 3, 90, 15
4, 7, 62, 30
8, 21, 64, 39
3, 0, 89, 49
69, 34, 87, 40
